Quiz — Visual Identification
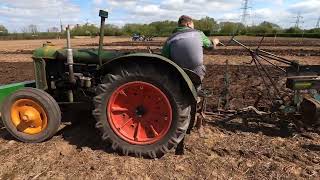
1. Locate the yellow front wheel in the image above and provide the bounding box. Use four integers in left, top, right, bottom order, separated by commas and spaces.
1, 88, 61, 143
11, 99, 48, 135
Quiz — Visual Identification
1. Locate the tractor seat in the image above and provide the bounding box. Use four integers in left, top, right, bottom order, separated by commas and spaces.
183, 68, 212, 98
183, 68, 202, 87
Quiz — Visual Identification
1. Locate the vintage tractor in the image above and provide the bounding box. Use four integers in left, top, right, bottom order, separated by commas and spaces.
0, 10, 199, 158
1, 10, 319, 159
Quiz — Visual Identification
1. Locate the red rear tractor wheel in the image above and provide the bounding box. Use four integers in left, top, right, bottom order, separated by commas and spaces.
93, 63, 191, 158
1, 88, 61, 143
107, 81, 173, 145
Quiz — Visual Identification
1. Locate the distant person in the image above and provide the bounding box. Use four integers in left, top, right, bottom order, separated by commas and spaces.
162, 15, 220, 82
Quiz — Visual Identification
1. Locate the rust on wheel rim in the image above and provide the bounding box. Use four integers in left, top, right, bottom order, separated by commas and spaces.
107, 81, 173, 145
10, 99, 48, 135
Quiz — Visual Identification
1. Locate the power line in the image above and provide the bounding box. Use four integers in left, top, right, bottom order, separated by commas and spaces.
293, 12, 304, 28
60, 19, 63, 33
316, 17, 320, 28
241, 0, 251, 26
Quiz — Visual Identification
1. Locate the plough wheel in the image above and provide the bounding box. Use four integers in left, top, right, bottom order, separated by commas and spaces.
93, 63, 191, 158
1, 88, 61, 143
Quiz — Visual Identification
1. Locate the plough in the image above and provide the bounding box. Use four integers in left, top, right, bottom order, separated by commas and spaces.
198, 37, 320, 133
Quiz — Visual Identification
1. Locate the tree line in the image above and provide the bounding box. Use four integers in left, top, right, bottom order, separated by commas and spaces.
0, 17, 320, 39
73, 18, 320, 38
74, 18, 320, 37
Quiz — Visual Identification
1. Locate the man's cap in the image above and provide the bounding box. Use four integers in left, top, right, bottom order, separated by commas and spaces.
178, 15, 193, 25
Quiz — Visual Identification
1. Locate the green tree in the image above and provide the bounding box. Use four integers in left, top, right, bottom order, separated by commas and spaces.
149, 21, 176, 36
21, 24, 38, 34
247, 21, 282, 34
194, 17, 218, 35
71, 24, 99, 36
48, 27, 59, 33
123, 21, 176, 37
306, 28, 320, 33
219, 22, 245, 35
0, 25, 8, 35
105, 24, 124, 36
284, 27, 303, 34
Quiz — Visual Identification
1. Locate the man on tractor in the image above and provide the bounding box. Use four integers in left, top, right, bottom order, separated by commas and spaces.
162, 16, 220, 149
162, 15, 220, 82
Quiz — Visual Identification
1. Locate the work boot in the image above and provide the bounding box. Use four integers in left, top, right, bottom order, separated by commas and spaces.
197, 89, 213, 98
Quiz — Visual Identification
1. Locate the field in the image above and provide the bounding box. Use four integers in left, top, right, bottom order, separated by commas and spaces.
0, 36, 320, 179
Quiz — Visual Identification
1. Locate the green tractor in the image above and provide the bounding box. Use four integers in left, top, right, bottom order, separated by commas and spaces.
0, 11, 199, 158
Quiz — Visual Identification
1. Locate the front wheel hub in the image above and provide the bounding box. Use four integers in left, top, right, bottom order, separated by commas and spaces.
10, 99, 48, 135
107, 81, 173, 145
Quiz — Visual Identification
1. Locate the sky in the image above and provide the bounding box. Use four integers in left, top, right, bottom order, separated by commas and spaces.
0, 0, 319, 32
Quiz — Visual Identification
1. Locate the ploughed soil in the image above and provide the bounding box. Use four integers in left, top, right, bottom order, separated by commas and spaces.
0, 62, 319, 179
0, 62, 34, 85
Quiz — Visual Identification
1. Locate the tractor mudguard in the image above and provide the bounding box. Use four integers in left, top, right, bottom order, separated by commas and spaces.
0, 81, 36, 109
98, 53, 198, 101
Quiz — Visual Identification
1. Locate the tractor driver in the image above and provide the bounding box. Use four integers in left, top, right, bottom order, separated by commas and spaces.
162, 15, 220, 82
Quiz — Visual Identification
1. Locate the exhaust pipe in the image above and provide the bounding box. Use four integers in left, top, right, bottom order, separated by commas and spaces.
66, 25, 76, 102
98, 10, 108, 66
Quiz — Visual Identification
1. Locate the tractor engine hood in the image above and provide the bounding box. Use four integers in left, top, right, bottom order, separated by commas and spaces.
32, 44, 126, 64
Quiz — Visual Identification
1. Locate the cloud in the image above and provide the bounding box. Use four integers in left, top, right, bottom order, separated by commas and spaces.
106, 0, 137, 8
288, 0, 320, 28
289, 0, 320, 14
251, 8, 292, 27
161, 0, 240, 11
1, 0, 319, 31
132, 4, 166, 16
0, 0, 81, 32
255, 0, 284, 6
101, 0, 243, 25
93, 0, 103, 5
